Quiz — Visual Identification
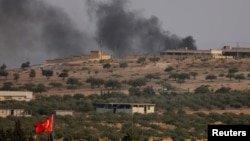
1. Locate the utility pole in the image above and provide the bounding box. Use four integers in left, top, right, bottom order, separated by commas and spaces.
236, 41, 239, 59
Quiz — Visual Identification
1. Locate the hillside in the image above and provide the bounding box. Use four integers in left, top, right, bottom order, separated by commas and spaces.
1, 56, 250, 141
1, 56, 250, 96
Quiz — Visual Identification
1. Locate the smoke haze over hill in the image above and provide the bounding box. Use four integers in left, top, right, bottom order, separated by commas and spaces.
0, 0, 92, 68
0, 0, 196, 69
92, 0, 197, 57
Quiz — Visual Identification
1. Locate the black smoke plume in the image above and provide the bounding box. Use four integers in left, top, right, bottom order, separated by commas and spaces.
0, 0, 197, 68
0, 0, 89, 68
92, 0, 197, 57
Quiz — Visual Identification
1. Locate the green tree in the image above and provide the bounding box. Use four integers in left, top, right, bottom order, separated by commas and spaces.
137, 57, 146, 66
215, 87, 231, 94
218, 73, 225, 78
0, 64, 6, 70
86, 77, 105, 88
169, 72, 179, 81
247, 73, 250, 78
29, 69, 36, 80
176, 79, 185, 85
122, 129, 141, 141
128, 87, 141, 96
195, 85, 210, 94
119, 62, 128, 70
34, 83, 46, 94
103, 63, 111, 69
59, 69, 69, 80
0, 129, 6, 141
189, 71, 198, 80
228, 67, 238, 74
226, 73, 235, 81
21, 61, 30, 69
13, 72, 20, 82
128, 78, 147, 89
234, 73, 245, 82
143, 86, 156, 96
105, 79, 121, 89
206, 74, 217, 81
0, 70, 9, 79
12, 120, 26, 141
23, 83, 36, 91
1, 82, 13, 90
164, 66, 174, 72
94, 70, 99, 75
49, 82, 63, 89
149, 56, 160, 65
0, 120, 29, 141
67, 77, 80, 86
177, 73, 190, 82
42, 69, 53, 79
145, 73, 155, 81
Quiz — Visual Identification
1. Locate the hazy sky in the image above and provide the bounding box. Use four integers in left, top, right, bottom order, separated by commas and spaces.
1, 0, 250, 69
46, 0, 250, 49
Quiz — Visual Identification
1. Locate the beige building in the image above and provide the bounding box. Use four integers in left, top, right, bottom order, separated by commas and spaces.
161, 48, 227, 59
55, 110, 74, 116
222, 45, 250, 58
0, 109, 31, 118
0, 91, 33, 101
46, 50, 112, 64
93, 103, 155, 114
160, 45, 250, 59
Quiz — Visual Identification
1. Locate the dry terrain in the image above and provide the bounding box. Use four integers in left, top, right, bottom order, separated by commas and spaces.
1, 56, 250, 115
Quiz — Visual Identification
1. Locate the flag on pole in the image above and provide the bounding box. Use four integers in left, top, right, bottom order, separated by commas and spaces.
34, 115, 53, 134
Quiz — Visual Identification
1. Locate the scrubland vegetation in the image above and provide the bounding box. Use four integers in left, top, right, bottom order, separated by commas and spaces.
1, 57, 250, 140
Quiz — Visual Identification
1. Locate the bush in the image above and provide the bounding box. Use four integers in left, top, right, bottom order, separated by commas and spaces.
164, 66, 174, 72
215, 87, 231, 94
195, 85, 210, 94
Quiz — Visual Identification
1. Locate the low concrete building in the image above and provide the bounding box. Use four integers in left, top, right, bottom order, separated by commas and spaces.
0, 91, 33, 101
161, 48, 227, 59
161, 46, 250, 59
222, 45, 250, 58
93, 103, 155, 114
46, 50, 112, 64
55, 110, 74, 116
0, 109, 31, 118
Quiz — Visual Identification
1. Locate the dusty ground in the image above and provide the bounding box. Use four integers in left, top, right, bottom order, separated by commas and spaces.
1, 56, 250, 114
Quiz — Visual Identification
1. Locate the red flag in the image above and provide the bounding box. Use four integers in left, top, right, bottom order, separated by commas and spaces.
34, 115, 53, 134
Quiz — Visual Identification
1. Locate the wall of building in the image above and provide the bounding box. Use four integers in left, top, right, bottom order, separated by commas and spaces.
101, 54, 112, 60
0, 109, 31, 118
0, 91, 33, 101
131, 105, 155, 114
116, 108, 132, 114
90, 51, 101, 59
46, 51, 111, 64
94, 104, 155, 114
55, 110, 73, 116
95, 108, 113, 113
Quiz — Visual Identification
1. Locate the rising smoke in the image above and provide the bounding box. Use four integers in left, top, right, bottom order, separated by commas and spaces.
0, 0, 90, 68
91, 0, 197, 57
0, 0, 197, 68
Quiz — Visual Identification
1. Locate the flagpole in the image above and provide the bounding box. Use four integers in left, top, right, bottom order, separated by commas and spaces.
52, 114, 54, 141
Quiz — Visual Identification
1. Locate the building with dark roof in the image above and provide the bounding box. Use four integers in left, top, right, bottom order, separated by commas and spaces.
93, 103, 155, 114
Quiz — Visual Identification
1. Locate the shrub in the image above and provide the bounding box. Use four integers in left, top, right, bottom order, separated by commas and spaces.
215, 87, 231, 94
195, 85, 210, 94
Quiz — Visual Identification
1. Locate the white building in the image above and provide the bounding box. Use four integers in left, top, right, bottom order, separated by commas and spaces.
93, 103, 155, 114
0, 91, 33, 101
55, 110, 74, 116
0, 109, 31, 118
